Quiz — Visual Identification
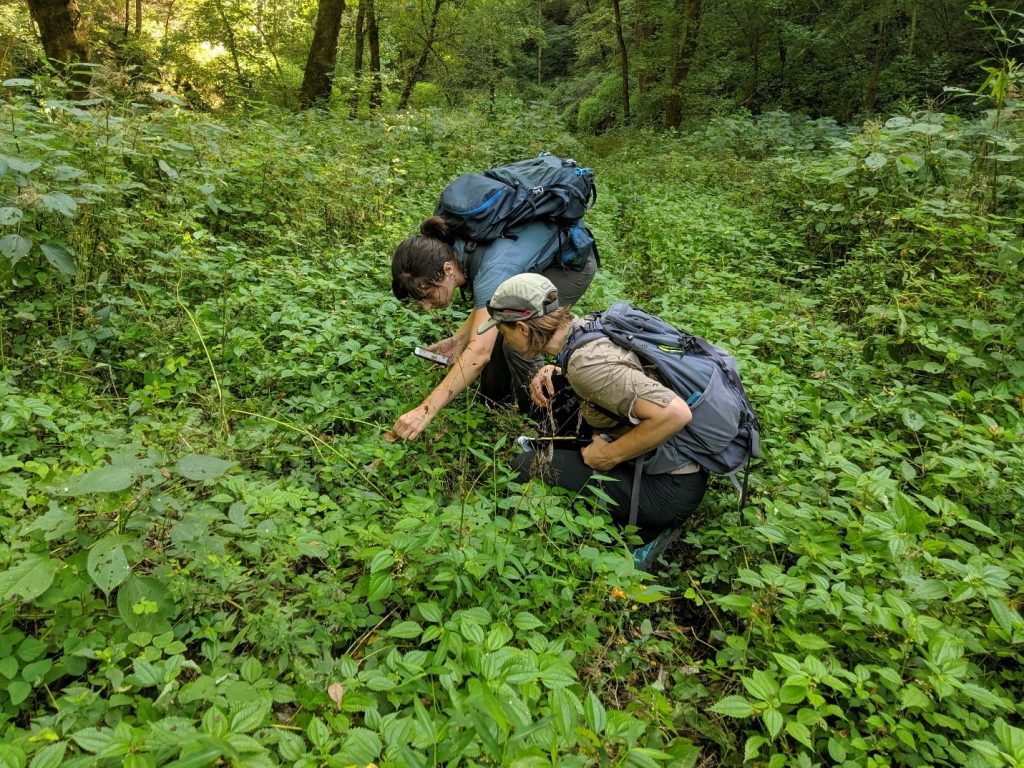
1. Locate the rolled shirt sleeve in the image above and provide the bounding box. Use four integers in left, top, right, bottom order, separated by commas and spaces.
567, 337, 676, 427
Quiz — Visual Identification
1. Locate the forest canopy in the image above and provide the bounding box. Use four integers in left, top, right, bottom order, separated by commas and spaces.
2, 0, 1012, 126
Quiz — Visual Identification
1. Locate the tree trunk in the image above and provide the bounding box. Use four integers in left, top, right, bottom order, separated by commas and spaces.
212, 0, 248, 89
160, 0, 176, 60
634, 0, 653, 92
398, 0, 445, 110
25, 0, 90, 95
367, 0, 381, 110
778, 38, 787, 100
351, 0, 365, 117
664, 0, 702, 129
906, 0, 917, 55
124, 0, 130, 37
135, 0, 141, 34
864, 1, 889, 113
299, 0, 346, 108
611, 0, 631, 123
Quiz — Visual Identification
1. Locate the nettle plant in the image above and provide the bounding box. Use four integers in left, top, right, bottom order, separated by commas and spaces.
595, 115, 1023, 767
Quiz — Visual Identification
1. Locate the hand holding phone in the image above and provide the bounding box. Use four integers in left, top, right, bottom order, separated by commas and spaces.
414, 347, 452, 366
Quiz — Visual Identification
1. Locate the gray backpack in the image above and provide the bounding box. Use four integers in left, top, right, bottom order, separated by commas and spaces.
557, 302, 761, 505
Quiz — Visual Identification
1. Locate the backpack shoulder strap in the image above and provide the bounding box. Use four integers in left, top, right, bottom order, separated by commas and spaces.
555, 314, 605, 371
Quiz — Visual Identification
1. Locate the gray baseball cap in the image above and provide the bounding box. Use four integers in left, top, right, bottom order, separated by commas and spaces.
477, 274, 560, 334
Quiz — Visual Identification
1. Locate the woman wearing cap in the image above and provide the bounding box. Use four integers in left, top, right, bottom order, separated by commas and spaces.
389, 216, 597, 441
481, 273, 708, 538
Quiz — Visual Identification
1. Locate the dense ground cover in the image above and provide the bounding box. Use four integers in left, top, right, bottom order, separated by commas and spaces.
0, 90, 1022, 766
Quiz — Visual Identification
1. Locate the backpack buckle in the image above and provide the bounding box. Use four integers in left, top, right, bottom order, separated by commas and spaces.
530, 185, 545, 195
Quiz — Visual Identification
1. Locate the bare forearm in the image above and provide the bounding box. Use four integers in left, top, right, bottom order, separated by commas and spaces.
601, 416, 685, 464
582, 397, 690, 470
421, 341, 490, 411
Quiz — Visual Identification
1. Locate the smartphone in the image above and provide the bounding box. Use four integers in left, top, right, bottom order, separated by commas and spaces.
414, 347, 452, 366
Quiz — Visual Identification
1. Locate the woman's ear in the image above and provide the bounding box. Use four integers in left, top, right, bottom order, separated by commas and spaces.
514, 321, 530, 337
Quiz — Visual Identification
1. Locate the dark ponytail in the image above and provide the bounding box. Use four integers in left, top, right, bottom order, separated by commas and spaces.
391, 216, 458, 302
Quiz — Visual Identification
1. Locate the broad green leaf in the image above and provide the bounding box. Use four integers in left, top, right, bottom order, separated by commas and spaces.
864, 152, 887, 170
71, 728, 112, 753
27, 742, 65, 768
897, 153, 925, 171
0, 234, 31, 265
884, 116, 912, 128
369, 550, 394, 573
513, 611, 544, 630
87, 535, 134, 594
0, 658, 16, 679
762, 708, 784, 739
21, 659, 50, 682
957, 682, 1012, 711
0, 155, 41, 174
229, 700, 269, 733
62, 465, 134, 495
484, 623, 513, 651
709, 695, 754, 718
386, 621, 422, 639
8, 680, 32, 705
584, 691, 606, 733
785, 719, 813, 748
163, 745, 224, 768
276, 731, 305, 762
744, 735, 768, 761
0, 744, 27, 768
0, 207, 22, 225
158, 159, 180, 179
117, 575, 176, 633
40, 193, 76, 217
624, 747, 673, 768
151, 92, 185, 105
557, 688, 581, 738
827, 737, 848, 762
0, 555, 58, 603
417, 602, 441, 623
367, 572, 393, 602
901, 408, 925, 432
338, 727, 380, 764
306, 717, 330, 750
741, 669, 779, 702
39, 242, 78, 276
460, 620, 485, 645
2, 79, 33, 87
174, 454, 235, 481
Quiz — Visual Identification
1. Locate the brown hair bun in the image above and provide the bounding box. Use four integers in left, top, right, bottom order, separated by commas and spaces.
419, 215, 454, 244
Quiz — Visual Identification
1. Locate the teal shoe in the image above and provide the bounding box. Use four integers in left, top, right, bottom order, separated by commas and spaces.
632, 527, 682, 572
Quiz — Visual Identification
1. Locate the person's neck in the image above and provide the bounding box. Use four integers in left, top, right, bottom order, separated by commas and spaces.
544, 318, 576, 356
453, 263, 466, 288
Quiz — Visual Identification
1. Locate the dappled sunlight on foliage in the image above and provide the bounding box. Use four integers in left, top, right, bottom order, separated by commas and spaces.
1, 63, 1023, 768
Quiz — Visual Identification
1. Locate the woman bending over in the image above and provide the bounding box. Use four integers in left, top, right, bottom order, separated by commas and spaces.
478, 273, 707, 538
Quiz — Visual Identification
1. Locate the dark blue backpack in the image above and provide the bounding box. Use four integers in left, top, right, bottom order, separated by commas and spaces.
557, 303, 761, 502
435, 153, 598, 271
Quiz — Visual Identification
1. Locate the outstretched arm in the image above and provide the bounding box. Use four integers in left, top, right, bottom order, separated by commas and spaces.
392, 306, 498, 440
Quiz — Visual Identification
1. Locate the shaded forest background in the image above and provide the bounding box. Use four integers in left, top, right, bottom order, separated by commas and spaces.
2, 0, 1012, 129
